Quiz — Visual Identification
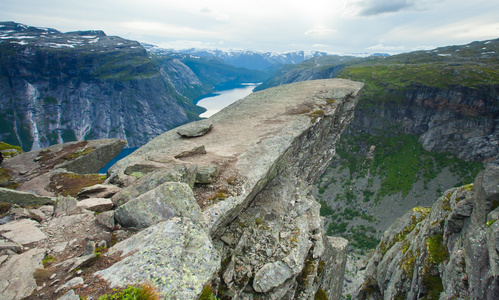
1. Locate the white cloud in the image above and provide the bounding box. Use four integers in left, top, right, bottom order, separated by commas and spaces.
304, 28, 337, 36
346, 0, 441, 17
367, 43, 406, 51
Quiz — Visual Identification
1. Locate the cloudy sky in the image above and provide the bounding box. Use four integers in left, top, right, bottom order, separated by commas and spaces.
2, 0, 498, 54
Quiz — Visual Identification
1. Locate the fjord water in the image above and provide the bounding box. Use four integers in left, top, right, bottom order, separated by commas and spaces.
196, 83, 259, 118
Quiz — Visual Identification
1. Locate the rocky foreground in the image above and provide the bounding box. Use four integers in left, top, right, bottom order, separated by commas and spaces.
354, 165, 499, 299
0, 78, 363, 299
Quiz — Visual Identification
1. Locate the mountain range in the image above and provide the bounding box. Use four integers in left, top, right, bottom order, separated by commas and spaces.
0, 22, 267, 151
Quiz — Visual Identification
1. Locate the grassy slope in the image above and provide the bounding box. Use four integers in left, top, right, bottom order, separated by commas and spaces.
313, 39, 498, 252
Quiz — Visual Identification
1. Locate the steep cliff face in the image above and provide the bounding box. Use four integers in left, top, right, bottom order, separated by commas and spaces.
355, 165, 499, 299
0, 22, 203, 151
256, 40, 497, 264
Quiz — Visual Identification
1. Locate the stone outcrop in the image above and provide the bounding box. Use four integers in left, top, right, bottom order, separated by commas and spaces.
354, 165, 499, 299
0, 188, 54, 206
2, 138, 125, 197
103, 78, 363, 299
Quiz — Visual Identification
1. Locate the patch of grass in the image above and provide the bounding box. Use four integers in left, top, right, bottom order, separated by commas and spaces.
314, 289, 329, 300
426, 234, 449, 265
65, 147, 95, 160
319, 200, 334, 217
207, 188, 230, 202
0, 141, 23, 154
198, 284, 219, 300
98, 283, 161, 300
0, 167, 19, 189
48, 173, 106, 197
42, 255, 55, 267
34, 268, 53, 286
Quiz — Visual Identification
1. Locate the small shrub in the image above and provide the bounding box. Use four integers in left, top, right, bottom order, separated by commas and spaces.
0, 202, 10, 215
98, 283, 160, 300
198, 284, 219, 300
42, 255, 55, 267
34, 268, 53, 285
314, 289, 329, 300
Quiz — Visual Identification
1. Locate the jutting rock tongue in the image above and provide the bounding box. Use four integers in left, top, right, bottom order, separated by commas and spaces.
100, 79, 363, 299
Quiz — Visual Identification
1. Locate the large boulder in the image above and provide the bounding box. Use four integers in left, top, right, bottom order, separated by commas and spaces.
111, 164, 197, 206
2, 139, 126, 197
0, 188, 54, 206
114, 182, 203, 228
95, 217, 220, 300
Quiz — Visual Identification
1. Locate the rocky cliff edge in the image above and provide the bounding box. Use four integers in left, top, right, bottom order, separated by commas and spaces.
97, 78, 363, 299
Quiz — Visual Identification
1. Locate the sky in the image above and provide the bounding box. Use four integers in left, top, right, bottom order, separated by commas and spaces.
1, 0, 499, 55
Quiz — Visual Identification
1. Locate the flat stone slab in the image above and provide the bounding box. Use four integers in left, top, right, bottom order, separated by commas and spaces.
0, 219, 47, 245
177, 119, 213, 137
0, 248, 46, 300
77, 198, 113, 212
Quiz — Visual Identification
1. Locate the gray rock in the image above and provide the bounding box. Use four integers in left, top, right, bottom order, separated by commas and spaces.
95, 217, 220, 300
114, 182, 203, 229
253, 261, 293, 293
53, 196, 80, 217
111, 164, 197, 206
55, 253, 97, 272
83, 241, 96, 255
77, 198, 113, 212
77, 184, 121, 199
473, 165, 499, 225
173, 145, 206, 159
0, 248, 46, 300
57, 289, 80, 300
28, 208, 47, 222
0, 219, 47, 245
177, 119, 213, 138
355, 167, 499, 300
55, 277, 84, 293
95, 211, 116, 230
0, 255, 8, 264
195, 165, 219, 184
0, 241, 22, 253
319, 237, 349, 300
0, 187, 54, 206
57, 139, 127, 174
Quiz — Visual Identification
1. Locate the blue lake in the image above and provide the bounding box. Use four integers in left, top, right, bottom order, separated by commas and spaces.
196, 83, 259, 117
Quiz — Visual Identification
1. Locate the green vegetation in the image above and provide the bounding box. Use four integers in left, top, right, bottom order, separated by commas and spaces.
198, 285, 219, 300
49, 173, 106, 197
426, 234, 449, 265
42, 96, 58, 105
0, 141, 22, 154
335, 133, 483, 201
98, 284, 160, 300
314, 289, 329, 300
65, 147, 95, 160
42, 255, 55, 267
